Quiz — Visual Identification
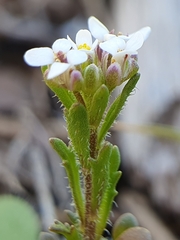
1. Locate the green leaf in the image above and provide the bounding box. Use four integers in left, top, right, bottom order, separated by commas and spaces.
98, 73, 140, 145
89, 84, 109, 127
115, 227, 152, 240
49, 138, 85, 225
66, 103, 90, 166
65, 210, 81, 227
0, 195, 40, 240
45, 80, 76, 109
90, 143, 112, 213
95, 146, 121, 239
49, 220, 82, 240
112, 213, 139, 240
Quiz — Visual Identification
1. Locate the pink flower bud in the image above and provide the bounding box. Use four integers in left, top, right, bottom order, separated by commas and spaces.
69, 70, 83, 91
106, 62, 122, 92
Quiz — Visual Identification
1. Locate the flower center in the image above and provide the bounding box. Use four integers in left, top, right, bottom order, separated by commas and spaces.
78, 43, 91, 50
54, 51, 65, 62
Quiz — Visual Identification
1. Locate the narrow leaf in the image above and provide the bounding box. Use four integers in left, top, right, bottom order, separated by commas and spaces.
49, 138, 85, 224
90, 143, 112, 213
45, 80, 76, 109
95, 146, 121, 239
66, 103, 90, 166
98, 73, 140, 145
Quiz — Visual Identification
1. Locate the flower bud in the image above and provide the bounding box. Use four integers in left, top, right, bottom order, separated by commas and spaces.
121, 55, 139, 83
105, 62, 122, 92
83, 63, 103, 94
69, 70, 83, 92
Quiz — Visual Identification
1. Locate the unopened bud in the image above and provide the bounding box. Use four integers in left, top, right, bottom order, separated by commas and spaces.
83, 63, 103, 94
69, 70, 83, 92
121, 56, 139, 83
106, 62, 122, 92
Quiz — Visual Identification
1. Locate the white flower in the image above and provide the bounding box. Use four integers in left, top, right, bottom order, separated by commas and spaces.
67, 29, 98, 53
99, 29, 150, 65
24, 38, 87, 79
88, 16, 151, 44
118, 26, 151, 42
88, 16, 115, 41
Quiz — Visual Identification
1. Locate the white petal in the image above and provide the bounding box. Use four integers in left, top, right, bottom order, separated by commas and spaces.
52, 38, 71, 54
100, 40, 118, 55
67, 50, 88, 65
76, 30, 92, 47
88, 16, 109, 41
67, 35, 78, 50
113, 51, 137, 65
126, 32, 144, 51
104, 33, 116, 41
115, 37, 126, 50
137, 26, 151, 41
47, 62, 70, 79
118, 34, 131, 41
100, 37, 125, 55
24, 47, 54, 66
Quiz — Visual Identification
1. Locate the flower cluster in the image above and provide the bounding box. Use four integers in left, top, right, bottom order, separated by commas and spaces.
24, 16, 151, 240
24, 16, 151, 92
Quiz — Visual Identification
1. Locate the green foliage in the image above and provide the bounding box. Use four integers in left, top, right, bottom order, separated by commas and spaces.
0, 195, 40, 240
65, 103, 90, 166
95, 146, 121, 238
112, 213, 139, 239
90, 142, 112, 213
98, 73, 140, 145
45, 80, 76, 109
89, 84, 109, 127
49, 138, 85, 224
49, 220, 82, 240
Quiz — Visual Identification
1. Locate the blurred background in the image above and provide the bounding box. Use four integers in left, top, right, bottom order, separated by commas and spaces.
0, 0, 180, 239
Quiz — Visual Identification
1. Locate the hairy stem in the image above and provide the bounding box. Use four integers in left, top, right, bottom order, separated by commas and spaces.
84, 128, 98, 239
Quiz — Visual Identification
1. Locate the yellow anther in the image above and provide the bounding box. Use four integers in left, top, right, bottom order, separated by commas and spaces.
78, 43, 91, 50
